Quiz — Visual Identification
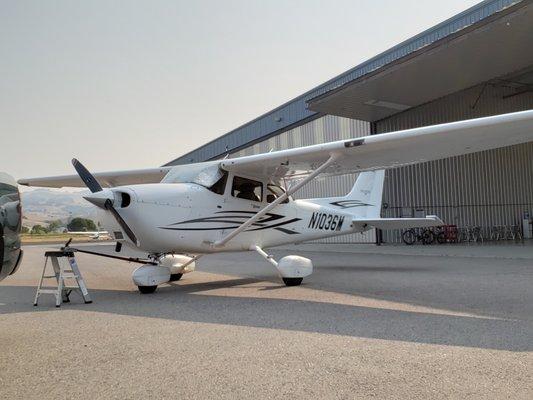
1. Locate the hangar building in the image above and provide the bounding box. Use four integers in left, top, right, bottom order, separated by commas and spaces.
166, 0, 533, 244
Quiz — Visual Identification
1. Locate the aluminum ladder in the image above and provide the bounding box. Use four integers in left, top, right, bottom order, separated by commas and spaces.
34, 250, 92, 307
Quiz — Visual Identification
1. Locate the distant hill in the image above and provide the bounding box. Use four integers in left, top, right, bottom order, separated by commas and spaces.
20, 189, 97, 227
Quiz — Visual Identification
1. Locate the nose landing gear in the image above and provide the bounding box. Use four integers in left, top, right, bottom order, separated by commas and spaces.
133, 255, 198, 293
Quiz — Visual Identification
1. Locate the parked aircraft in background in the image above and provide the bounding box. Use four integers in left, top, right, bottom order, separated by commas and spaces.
66, 231, 110, 240
19, 110, 533, 293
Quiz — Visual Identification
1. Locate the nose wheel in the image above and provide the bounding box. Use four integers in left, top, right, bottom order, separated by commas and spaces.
138, 285, 158, 294
282, 277, 303, 286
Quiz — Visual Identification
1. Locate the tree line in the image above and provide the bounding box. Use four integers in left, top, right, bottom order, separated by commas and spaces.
24, 218, 98, 234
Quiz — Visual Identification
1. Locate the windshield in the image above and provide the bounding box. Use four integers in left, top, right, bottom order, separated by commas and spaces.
161, 162, 224, 188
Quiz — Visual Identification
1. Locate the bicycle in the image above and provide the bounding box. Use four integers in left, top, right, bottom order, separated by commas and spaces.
402, 228, 434, 245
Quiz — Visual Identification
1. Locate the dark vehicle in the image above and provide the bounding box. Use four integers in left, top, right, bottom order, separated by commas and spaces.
0, 172, 23, 280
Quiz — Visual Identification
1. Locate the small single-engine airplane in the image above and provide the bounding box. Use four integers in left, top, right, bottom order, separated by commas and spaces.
66, 230, 110, 240
19, 110, 533, 293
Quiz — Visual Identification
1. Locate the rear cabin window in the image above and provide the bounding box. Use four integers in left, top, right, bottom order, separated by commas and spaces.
232, 176, 263, 202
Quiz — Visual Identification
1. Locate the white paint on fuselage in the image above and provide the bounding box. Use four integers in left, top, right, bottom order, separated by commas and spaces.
97, 182, 358, 255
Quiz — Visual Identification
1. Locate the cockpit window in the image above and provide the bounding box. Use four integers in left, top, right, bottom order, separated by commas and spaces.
232, 176, 263, 202
267, 184, 289, 204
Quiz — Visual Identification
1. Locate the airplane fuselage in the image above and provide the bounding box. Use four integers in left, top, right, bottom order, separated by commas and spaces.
99, 183, 359, 254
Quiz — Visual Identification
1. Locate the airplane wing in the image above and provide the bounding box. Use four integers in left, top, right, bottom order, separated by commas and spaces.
220, 110, 533, 179
18, 167, 172, 188
18, 110, 533, 188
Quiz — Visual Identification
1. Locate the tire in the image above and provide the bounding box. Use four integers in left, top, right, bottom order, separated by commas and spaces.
402, 229, 416, 245
138, 285, 157, 294
282, 277, 303, 286
422, 230, 434, 245
436, 232, 446, 244
169, 273, 183, 282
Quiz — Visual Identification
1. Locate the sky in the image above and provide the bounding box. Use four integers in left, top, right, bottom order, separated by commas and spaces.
1, 0, 481, 179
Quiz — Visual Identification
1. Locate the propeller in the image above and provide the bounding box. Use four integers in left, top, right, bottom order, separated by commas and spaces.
72, 158, 139, 246
72, 158, 103, 193
103, 198, 139, 247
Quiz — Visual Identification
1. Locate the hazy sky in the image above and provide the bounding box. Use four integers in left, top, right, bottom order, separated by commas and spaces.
1, 0, 480, 179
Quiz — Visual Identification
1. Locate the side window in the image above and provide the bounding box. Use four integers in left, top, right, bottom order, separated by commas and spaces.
267, 184, 289, 204
232, 176, 263, 202
208, 170, 228, 195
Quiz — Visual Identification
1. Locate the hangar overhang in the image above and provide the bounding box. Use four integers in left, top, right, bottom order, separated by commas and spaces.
307, 1, 533, 122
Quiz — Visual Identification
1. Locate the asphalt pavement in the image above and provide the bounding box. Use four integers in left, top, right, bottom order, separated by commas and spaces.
0, 243, 532, 399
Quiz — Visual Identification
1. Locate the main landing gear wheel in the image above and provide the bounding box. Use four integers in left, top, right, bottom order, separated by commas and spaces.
138, 285, 157, 294
169, 273, 183, 282
282, 277, 303, 286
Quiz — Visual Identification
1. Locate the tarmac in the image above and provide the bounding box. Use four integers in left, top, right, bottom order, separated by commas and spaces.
1, 242, 532, 399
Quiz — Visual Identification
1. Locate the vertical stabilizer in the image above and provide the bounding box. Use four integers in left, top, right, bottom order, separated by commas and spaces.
305, 170, 385, 218
343, 170, 385, 218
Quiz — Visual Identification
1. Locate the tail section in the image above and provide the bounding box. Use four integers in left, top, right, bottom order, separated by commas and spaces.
305, 170, 444, 230
307, 170, 385, 218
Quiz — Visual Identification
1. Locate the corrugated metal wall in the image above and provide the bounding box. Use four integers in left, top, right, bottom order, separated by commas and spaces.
230, 115, 375, 243
377, 82, 533, 242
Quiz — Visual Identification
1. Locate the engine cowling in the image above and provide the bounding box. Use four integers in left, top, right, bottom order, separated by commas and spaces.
0, 172, 23, 281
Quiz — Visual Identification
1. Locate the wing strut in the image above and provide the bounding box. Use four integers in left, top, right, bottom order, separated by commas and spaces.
214, 154, 341, 247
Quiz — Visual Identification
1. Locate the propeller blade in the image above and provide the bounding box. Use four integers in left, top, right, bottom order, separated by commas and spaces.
71, 159, 139, 247
104, 199, 139, 247
72, 158, 103, 193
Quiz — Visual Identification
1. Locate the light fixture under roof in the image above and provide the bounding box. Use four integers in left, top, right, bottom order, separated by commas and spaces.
364, 99, 411, 111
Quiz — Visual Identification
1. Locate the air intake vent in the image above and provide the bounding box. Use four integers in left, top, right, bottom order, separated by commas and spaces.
120, 192, 131, 208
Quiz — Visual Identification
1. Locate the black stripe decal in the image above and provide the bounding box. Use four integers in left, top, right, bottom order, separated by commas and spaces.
274, 227, 300, 235
247, 218, 301, 231
159, 211, 301, 234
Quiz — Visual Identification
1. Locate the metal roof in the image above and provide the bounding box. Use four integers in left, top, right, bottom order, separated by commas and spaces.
309, 0, 533, 121
165, 0, 525, 166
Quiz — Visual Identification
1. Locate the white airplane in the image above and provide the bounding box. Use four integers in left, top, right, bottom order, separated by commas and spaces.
19, 110, 533, 293
66, 231, 109, 240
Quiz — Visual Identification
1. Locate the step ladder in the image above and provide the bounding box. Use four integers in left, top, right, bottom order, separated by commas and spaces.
34, 250, 92, 307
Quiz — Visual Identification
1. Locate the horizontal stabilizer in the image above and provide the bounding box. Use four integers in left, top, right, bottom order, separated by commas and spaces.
354, 216, 444, 230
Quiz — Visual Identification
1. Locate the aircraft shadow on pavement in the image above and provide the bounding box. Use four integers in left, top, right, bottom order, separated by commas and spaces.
0, 281, 531, 353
